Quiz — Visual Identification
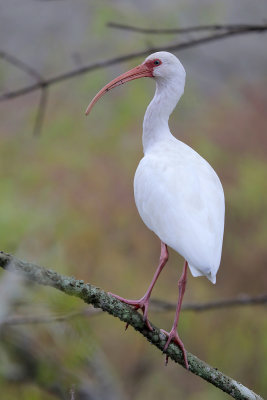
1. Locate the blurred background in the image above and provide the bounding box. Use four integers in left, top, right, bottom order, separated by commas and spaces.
0, 0, 267, 399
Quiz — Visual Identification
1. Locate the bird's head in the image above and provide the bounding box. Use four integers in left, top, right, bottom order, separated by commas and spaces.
144, 51, 185, 81
85, 51, 185, 115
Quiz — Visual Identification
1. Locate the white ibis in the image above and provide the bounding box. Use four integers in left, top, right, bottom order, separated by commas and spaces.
85, 52, 225, 369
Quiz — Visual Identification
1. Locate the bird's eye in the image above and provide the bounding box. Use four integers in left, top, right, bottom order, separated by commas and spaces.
154, 59, 161, 66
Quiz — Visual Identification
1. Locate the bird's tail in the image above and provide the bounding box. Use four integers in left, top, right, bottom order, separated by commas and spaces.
188, 263, 216, 284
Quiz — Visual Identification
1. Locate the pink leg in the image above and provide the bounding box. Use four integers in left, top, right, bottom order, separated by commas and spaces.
109, 242, 169, 330
161, 260, 189, 369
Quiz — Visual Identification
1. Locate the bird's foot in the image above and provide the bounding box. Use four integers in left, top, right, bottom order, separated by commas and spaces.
108, 292, 153, 331
160, 328, 189, 370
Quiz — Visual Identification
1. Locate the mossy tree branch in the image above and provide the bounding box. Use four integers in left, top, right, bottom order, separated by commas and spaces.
0, 251, 263, 400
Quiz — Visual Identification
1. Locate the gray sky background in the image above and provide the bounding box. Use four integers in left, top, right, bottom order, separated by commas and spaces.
0, 0, 266, 97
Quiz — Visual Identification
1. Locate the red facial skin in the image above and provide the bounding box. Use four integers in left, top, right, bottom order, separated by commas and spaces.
85, 59, 162, 115
144, 58, 162, 71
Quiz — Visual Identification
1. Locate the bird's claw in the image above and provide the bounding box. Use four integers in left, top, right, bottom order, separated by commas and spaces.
108, 292, 153, 331
143, 315, 153, 331
160, 328, 189, 370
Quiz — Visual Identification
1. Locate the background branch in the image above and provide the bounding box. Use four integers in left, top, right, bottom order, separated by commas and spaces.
151, 293, 267, 312
2, 294, 266, 327
0, 50, 48, 135
0, 308, 101, 326
1, 23, 266, 137
1, 23, 267, 103
0, 50, 43, 81
107, 22, 267, 35
33, 87, 48, 136
0, 250, 263, 400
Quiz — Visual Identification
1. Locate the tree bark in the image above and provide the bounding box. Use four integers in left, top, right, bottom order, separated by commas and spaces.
0, 251, 263, 400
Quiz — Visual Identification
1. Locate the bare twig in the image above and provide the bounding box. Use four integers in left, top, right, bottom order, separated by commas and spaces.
0, 50, 43, 81
1, 24, 267, 103
0, 251, 264, 400
0, 308, 101, 326
70, 386, 75, 400
151, 293, 267, 312
2, 294, 266, 327
107, 22, 267, 35
33, 87, 48, 136
0, 50, 48, 135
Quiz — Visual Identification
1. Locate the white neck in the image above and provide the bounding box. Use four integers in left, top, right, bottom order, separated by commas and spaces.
142, 77, 184, 153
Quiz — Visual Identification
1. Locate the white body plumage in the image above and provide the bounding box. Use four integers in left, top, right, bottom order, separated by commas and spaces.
86, 51, 225, 365
86, 51, 225, 284
134, 137, 224, 283
134, 52, 225, 284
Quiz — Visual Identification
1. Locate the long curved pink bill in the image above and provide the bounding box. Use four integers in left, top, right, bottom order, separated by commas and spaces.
85, 63, 153, 115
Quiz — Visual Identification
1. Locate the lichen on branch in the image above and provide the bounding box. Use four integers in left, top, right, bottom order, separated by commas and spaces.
0, 251, 263, 400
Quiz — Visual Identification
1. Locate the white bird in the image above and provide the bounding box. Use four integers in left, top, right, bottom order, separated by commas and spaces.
85, 52, 225, 369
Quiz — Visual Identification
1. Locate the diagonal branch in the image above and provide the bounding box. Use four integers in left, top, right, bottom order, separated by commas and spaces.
0, 50, 43, 81
0, 50, 48, 135
1, 24, 267, 103
107, 22, 267, 35
0, 251, 263, 400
